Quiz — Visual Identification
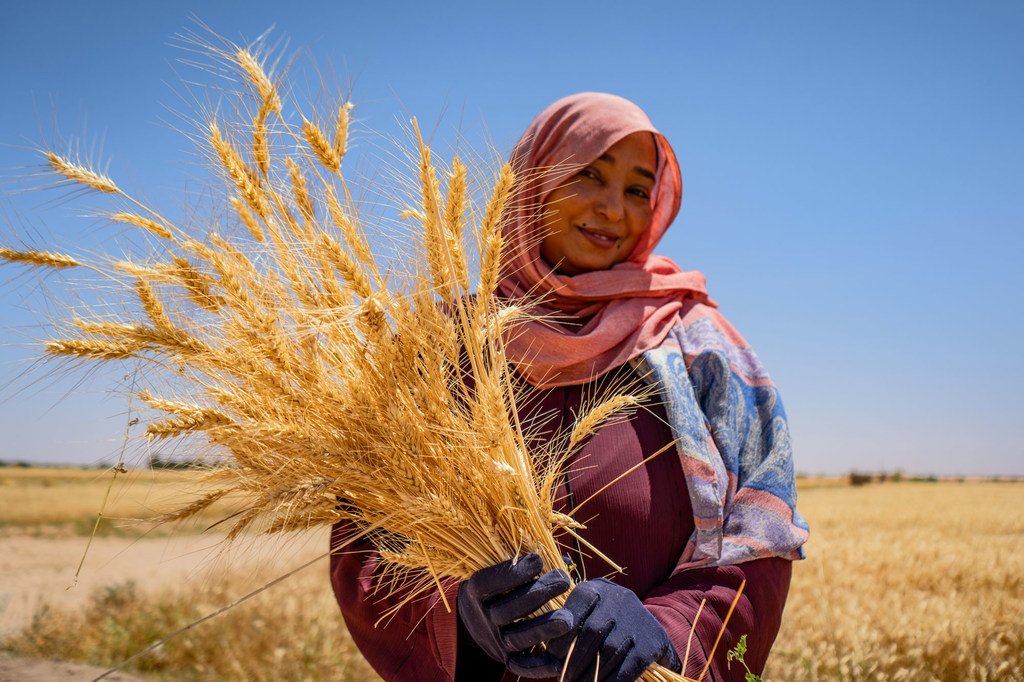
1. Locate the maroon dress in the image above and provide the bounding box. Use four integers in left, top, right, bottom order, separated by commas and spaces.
330, 365, 792, 681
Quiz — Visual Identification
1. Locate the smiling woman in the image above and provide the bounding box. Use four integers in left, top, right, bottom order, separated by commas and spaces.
330, 92, 808, 682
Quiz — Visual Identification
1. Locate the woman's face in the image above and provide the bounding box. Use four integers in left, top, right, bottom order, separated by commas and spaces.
539, 131, 658, 276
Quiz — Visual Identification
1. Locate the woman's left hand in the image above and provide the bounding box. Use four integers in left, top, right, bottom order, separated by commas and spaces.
547, 578, 681, 682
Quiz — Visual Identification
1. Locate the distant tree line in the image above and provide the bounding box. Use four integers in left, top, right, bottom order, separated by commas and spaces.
0, 456, 210, 470
148, 455, 210, 470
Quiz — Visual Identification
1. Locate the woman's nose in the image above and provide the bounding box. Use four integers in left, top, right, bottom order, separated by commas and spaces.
593, 187, 623, 222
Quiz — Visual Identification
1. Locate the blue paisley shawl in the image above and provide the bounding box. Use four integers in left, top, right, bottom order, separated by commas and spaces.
628, 301, 809, 569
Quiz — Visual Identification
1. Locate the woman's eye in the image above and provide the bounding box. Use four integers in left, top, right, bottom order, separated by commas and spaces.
629, 186, 651, 200
578, 167, 600, 181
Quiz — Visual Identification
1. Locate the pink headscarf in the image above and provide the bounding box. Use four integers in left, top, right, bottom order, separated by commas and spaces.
499, 92, 716, 388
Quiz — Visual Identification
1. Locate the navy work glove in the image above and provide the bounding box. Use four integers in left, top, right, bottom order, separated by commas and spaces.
546, 578, 682, 682
457, 553, 573, 678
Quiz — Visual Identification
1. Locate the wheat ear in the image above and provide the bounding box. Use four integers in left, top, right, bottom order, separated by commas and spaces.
0, 248, 81, 269
46, 152, 121, 194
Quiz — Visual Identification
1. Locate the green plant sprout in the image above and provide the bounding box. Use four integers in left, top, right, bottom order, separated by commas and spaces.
726, 634, 762, 682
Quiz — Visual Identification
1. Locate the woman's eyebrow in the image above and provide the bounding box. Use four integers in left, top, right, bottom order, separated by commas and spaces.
596, 152, 656, 182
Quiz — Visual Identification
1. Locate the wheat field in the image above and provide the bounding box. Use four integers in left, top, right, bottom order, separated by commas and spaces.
770, 479, 1024, 681
0, 466, 235, 534
1, 470, 1020, 680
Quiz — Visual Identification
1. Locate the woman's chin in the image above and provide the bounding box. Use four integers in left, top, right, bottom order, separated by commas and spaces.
555, 257, 615, 276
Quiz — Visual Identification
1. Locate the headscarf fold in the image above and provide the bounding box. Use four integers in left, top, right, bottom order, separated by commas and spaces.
499, 92, 715, 388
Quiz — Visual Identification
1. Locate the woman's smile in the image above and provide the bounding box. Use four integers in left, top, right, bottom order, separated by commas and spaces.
576, 224, 620, 249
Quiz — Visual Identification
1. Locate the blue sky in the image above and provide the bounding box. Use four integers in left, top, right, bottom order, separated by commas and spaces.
1, 1, 1022, 475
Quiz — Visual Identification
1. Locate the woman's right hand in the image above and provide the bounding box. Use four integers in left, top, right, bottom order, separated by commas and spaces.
457, 553, 572, 678
546, 578, 681, 682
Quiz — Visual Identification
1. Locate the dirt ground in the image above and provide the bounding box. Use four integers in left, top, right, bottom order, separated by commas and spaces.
0, 532, 229, 634
0, 650, 149, 681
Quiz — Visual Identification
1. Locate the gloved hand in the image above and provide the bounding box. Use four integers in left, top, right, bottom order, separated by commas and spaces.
546, 578, 682, 682
457, 553, 573, 678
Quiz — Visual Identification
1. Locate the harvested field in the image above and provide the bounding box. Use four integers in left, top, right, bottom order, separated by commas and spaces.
0, 466, 235, 535
1, 470, 1021, 680
0, 466, 380, 681
768, 480, 1024, 681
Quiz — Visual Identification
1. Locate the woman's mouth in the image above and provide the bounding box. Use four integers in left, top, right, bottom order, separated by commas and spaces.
576, 225, 618, 250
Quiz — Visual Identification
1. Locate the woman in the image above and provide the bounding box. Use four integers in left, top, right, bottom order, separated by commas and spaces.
331, 92, 809, 682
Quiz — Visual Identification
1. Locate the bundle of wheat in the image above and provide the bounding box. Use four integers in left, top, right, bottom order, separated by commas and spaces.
1, 35, 700, 682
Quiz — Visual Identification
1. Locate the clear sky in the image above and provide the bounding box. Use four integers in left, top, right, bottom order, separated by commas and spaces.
1, 1, 1022, 475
